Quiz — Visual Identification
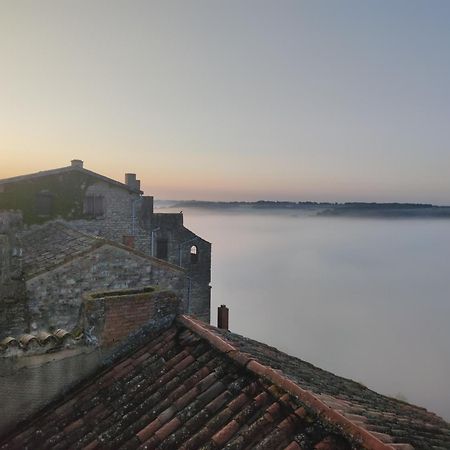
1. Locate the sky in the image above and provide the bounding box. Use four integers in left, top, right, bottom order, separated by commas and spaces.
1, 0, 450, 203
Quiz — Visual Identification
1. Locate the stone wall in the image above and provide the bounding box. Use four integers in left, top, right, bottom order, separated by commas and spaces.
25, 244, 186, 333
63, 182, 153, 255
0, 347, 101, 437
0, 286, 179, 437
0, 164, 211, 324
0, 169, 153, 255
153, 213, 211, 322
0, 211, 28, 336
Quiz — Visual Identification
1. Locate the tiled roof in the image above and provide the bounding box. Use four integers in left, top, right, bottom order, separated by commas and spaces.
1, 316, 449, 450
0, 165, 142, 194
0, 329, 75, 356
20, 223, 101, 278
20, 222, 185, 279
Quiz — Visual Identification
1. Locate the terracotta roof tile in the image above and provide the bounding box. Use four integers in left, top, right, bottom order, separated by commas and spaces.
1, 316, 449, 450
0, 328, 75, 356
180, 316, 450, 450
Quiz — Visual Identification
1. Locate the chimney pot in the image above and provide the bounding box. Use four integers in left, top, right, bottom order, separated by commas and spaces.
217, 305, 229, 330
71, 159, 84, 168
125, 173, 137, 187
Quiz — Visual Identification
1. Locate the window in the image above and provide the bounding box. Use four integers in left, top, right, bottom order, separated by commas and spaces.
190, 245, 198, 264
36, 192, 54, 216
84, 195, 105, 217
156, 238, 168, 260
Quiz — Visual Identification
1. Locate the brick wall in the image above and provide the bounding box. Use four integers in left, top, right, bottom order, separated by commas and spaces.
101, 293, 157, 346
84, 287, 180, 348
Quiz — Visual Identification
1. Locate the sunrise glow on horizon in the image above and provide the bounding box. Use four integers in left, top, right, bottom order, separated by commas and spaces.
1, 1, 450, 204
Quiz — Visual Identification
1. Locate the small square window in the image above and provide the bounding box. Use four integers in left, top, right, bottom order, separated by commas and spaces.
84, 195, 105, 217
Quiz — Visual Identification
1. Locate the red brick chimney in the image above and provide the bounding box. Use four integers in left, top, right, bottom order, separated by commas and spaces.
217, 305, 229, 330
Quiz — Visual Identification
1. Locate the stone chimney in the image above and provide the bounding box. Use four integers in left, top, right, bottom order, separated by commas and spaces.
217, 305, 229, 330
71, 159, 84, 168
125, 173, 141, 191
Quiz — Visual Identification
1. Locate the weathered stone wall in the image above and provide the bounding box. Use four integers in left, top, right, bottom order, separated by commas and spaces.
25, 244, 186, 332
0, 211, 28, 336
0, 347, 102, 437
0, 286, 179, 437
0, 170, 114, 225
64, 182, 153, 255
153, 213, 211, 322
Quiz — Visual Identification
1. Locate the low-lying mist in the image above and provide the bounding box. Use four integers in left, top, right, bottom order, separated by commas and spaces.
160, 206, 450, 420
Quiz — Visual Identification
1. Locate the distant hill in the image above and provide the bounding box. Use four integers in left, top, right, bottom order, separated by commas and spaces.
155, 200, 450, 218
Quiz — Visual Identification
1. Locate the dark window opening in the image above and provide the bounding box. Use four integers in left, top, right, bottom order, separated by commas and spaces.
84, 195, 105, 217
190, 245, 198, 264
156, 238, 168, 260
36, 192, 54, 216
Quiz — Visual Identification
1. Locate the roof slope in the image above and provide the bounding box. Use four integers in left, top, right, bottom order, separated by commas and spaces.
20, 223, 102, 278
1, 316, 449, 450
20, 222, 184, 278
0, 165, 141, 194
199, 321, 450, 450
0, 321, 363, 450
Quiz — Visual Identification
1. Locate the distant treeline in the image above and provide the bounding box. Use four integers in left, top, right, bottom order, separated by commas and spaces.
159, 200, 450, 218
171, 200, 335, 209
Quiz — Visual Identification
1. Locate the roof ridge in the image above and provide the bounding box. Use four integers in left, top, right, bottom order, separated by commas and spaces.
177, 315, 397, 450
0, 165, 142, 194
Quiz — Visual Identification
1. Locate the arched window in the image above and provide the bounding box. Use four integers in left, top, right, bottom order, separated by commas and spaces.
190, 245, 198, 264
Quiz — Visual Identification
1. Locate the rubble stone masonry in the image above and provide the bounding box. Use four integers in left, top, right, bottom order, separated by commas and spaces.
25, 244, 186, 332
0, 212, 28, 335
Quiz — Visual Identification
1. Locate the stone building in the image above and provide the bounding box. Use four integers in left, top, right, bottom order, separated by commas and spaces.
0, 160, 211, 322
20, 221, 186, 332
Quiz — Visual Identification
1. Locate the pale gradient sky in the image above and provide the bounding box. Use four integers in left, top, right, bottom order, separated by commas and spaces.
1, 0, 449, 203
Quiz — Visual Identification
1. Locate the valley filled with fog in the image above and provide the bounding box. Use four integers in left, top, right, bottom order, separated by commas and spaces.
159, 206, 450, 420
